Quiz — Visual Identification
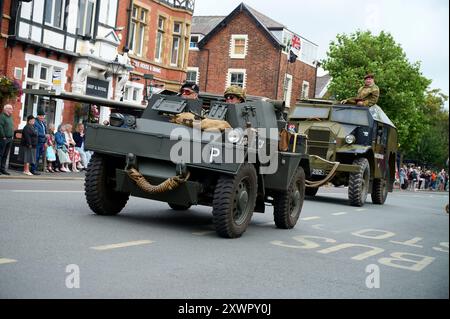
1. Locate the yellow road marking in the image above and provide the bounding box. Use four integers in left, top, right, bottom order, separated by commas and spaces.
332, 212, 348, 216
192, 231, 216, 236
301, 216, 321, 221
0, 258, 17, 265
91, 240, 154, 251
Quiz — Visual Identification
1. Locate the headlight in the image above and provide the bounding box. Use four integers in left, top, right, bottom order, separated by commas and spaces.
227, 128, 244, 144
110, 113, 125, 127
345, 134, 356, 144
125, 115, 136, 128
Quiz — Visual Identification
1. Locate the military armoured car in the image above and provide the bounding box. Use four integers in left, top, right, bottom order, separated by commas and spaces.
289, 100, 398, 207
24, 89, 310, 238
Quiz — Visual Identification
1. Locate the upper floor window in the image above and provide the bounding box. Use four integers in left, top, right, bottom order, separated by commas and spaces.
230, 35, 248, 59
77, 0, 95, 37
227, 69, 247, 88
173, 22, 182, 35
171, 22, 184, 67
158, 16, 165, 30
171, 36, 181, 66
190, 35, 199, 48
186, 67, 199, 84
44, 0, 65, 29
155, 16, 166, 62
129, 5, 148, 56
99, 0, 118, 27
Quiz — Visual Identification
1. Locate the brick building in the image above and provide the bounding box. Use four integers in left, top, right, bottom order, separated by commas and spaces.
188, 3, 319, 108
118, 0, 194, 101
0, 0, 194, 130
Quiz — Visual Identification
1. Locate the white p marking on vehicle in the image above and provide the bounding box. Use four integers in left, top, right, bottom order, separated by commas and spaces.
209, 147, 221, 163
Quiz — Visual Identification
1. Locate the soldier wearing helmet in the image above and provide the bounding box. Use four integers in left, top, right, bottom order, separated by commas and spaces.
224, 86, 246, 104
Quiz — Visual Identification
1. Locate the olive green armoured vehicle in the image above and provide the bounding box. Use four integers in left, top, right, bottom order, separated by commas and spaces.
25, 89, 310, 238
289, 100, 398, 207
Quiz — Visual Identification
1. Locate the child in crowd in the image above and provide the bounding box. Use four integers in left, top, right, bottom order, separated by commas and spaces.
45, 124, 57, 172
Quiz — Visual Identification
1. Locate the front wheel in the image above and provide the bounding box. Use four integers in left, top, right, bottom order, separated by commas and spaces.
372, 178, 388, 205
273, 167, 306, 229
348, 158, 370, 207
212, 164, 258, 238
84, 154, 129, 216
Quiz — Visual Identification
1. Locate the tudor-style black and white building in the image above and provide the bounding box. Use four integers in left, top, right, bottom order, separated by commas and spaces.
6, 0, 132, 127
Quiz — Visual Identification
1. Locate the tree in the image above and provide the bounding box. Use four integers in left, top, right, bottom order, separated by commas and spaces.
407, 89, 449, 168
322, 31, 432, 154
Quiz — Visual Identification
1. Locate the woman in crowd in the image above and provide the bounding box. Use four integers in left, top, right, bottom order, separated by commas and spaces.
54, 124, 72, 172
399, 166, 407, 190
21, 115, 38, 176
73, 123, 91, 169
63, 124, 83, 172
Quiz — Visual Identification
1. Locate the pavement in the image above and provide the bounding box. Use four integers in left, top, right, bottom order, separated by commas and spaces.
0, 179, 448, 299
0, 167, 85, 180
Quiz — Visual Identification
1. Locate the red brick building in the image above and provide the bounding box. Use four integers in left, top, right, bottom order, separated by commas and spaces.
118, 0, 194, 99
188, 3, 319, 108
0, 0, 194, 130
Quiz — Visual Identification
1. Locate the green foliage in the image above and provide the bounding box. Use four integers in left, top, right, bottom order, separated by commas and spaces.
322, 31, 433, 154
0, 76, 22, 107
408, 90, 449, 168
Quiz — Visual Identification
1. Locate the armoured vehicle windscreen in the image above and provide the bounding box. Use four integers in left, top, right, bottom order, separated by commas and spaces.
291, 107, 330, 119
330, 108, 370, 126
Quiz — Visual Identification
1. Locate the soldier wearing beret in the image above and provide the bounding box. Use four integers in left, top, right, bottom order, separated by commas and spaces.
179, 82, 200, 100
341, 74, 380, 107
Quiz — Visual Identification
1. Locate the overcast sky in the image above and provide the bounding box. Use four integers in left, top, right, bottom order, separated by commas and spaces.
194, 0, 449, 108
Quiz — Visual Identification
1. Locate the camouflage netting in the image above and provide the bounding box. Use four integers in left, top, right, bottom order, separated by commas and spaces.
170, 113, 231, 131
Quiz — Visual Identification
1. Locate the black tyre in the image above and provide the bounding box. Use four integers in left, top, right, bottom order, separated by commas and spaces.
273, 167, 305, 229
372, 165, 389, 205
168, 203, 191, 211
305, 187, 319, 197
84, 153, 129, 216
348, 158, 370, 207
212, 164, 258, 238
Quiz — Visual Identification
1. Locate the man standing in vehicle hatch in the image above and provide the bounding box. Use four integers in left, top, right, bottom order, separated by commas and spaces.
341, 74, 380, 107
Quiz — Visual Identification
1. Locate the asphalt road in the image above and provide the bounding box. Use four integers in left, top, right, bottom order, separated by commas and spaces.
0, 179, 448, 299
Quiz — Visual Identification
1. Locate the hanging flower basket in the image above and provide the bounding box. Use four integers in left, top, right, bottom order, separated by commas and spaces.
0, 76, 22, 107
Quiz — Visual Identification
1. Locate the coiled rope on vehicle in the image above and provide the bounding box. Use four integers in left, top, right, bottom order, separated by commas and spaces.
127, 168, 190, 194
305, 155, 340, 188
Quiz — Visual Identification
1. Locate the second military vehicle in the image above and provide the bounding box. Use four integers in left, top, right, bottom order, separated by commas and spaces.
289, 100, 398, 207
25, 89, 310, 238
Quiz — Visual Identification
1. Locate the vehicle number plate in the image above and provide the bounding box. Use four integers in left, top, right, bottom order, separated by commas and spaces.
312, 169, 326, 176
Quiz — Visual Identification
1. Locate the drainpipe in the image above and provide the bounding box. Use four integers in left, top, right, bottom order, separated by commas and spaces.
203, 48, 210, 92
275, 51, 282, 100
313, 61, 321, 98
7, 0, 19, 38
0, 0, 4, 26
124, 0, 133, 51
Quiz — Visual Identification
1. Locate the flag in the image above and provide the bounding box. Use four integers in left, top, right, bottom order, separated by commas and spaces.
288, 35, 301, 63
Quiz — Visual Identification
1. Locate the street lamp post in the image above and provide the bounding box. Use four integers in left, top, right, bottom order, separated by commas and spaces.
144, 74, 154, 101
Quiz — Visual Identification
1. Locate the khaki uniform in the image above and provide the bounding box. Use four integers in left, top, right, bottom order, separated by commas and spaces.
346, 84, 380, 107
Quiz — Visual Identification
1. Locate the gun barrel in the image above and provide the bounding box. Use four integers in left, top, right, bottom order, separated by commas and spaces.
22, 89, 147, 111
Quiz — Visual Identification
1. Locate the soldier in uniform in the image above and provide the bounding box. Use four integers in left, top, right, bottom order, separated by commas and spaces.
341, 74, 380, 107
224, 85, 246, 104
179, 82, 200, 100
